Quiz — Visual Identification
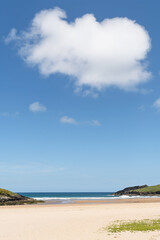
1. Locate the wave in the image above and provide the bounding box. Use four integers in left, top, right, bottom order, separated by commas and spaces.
33, 195, 160, 201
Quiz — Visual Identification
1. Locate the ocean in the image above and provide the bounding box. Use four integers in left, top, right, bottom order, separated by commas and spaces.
19, 192, 114, 201
18, 192, 155, 202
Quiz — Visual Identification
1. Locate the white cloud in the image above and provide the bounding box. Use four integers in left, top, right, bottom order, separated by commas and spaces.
60, 116, 77, 124
140, 88, 153, 95
138, 104, 145, 112
60, 115, 101, 126
153, 98, 160, 112
0, 112, 9, 117
0, 162, 64, 174
91, 120, 101, 126
0, 111, 20, 117
75, 87, 98, 98
14, 111, 19, 116
7, 7, 151, 93
29, 102, 46, 112
4, 28, 19, 44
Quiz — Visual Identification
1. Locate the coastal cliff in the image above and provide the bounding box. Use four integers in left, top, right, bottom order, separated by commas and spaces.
113, 184, 160, 196
0, 188, 39, 205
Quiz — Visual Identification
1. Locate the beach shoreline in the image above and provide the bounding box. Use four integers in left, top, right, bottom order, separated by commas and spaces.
2, 197, 160, 207
39, 197, 160, 205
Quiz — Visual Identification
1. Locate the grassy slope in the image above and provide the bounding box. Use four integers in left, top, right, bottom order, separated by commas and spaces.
135, 185, 160, 193
0, 188, 19, 197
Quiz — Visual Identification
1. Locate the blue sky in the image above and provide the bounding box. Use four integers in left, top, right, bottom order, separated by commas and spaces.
1, 0, 160, 192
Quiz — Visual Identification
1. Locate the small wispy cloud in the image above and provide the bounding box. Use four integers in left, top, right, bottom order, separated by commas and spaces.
74, 87, 99, 98
153, 98, 160, 112
60, 116, 101, 126
29, 102, 47, 112
0, 112, 9, 117
4, 28, 19, 44
91, 120, 101, 126
0, 163, 64, 174
0, 111, 19, 117
14, 111, 19, 116
60, 116, 77, 125
140, 88, 153, 95
138, 104, 145, 112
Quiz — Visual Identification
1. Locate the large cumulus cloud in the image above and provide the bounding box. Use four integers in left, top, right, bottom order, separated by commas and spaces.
7, 7, 151, 91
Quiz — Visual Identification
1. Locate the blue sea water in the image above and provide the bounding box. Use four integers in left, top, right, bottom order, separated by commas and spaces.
19, 192, 115, 201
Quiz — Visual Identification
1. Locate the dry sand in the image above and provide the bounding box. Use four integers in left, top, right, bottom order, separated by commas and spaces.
0, 200, 160, 240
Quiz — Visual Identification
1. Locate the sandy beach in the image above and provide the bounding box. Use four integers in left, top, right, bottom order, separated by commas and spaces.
0, 199, 160, 240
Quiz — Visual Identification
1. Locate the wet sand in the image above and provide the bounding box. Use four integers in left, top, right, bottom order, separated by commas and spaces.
43, 197, 160, 205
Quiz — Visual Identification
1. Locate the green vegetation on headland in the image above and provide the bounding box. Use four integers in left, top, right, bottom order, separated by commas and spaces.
0, 188, 43, 206
107, 218, 160, 233
135, 184, 160, 193
113, 184, 160, 196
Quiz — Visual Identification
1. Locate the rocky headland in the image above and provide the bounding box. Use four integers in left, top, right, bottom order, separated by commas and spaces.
113, 184, 160, 196
0, 188, 41, 205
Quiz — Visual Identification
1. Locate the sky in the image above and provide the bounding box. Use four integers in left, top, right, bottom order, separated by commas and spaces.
0, 0, 160, 192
